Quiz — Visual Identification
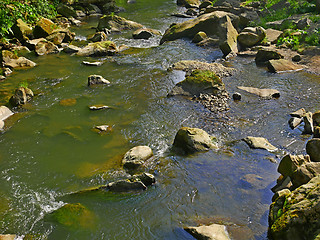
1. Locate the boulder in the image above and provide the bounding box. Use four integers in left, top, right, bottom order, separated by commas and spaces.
290, 108, 306, 118
57, 4, 77, 18
0, 106, 13, 121
173, 127, 217, 153
35, 40, 59, 56
9, 87, 34, 106
177, 0, 201, 8
184, 224, 230, 240
313, 111, 320, 125
169, 60, 236, 78
306, 138, 320, 162
130, 172, 155, 186
97, 14, 144, 32
271, 176, 293, 193
46, 32, 66, 45
11, 19, 32, 42
168, 69, 224, 97
88, 32, 108, 42
1, 50, 36, 69
63, 44, 81, 54
196, 37, 220, 47
278, 154, 310, 178
314, 126, 320, 138
291, 162, 320, 187
24, 38, 47, 51
88, 75, 110, 86
199, 0, 212, 9
160, 11, 239, 44
238, 26, 266, 48
232, 92, 241, 101
122, 146, 153, 170
33, 18, 58, 38
77, 41, 118, 56
107, 179, 147, 192
288, 117, 302, 129
269, 175, 320, 240
237, 86, 280, 98
132, 28, 161, 39
218, 15, 238, 56
267, 59, 304, 73
192, 31, 208, 43
303, 111, 314, 134
255, 48, 283, 64
265, 28, 283, 44
242, 136, 277, 152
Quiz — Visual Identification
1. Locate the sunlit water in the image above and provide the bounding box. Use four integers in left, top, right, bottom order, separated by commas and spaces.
0, 0, 320, 239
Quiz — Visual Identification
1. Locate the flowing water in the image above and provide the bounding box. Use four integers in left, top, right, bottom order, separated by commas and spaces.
0, 0, 320, 239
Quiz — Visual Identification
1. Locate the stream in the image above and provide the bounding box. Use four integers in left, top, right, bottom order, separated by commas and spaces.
1, 0, 320, 239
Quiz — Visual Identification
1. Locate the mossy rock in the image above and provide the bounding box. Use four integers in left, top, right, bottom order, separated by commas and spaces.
97, 14, 144, 32
51, 203, 95, 229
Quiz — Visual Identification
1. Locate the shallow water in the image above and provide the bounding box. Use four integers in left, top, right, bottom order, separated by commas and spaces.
0, 0, 320, 239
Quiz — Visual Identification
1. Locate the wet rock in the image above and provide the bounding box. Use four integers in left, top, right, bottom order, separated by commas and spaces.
46, 32, 66, 45
238, 26, 266, 48
11, 19, 33, 42
173, 127, 217, 153
303, 111, 314, 134
35, 40, 59, 56
267, 59, 304, 73
130, 172, 155, 186
0, 106, 14, 121
184, 224, 230, 240
196, 37, 220, 47
82, 61, 103, 66
24, 38, 47, 51
269, 175, 320, 240
242, 136, 277, 152
171, 13, 193, 18
232, 92, 241, 101
63, 44, 81, 54
88, 32, 108, 42
33, 18, 58, 38
306, 138, 320, 162
122, 146, 153, 170
95, 125, 112, 132
272, 188, 291, 202
291, 162, 320, 187
288, 117, 302, 129
97, 14, 144, 32
237, 86, 280, 98
57, 4, 77, 18
278, 154, 311, 178
313, 111, 320, 125
107, 179, 147, 192
192, 31, 207, 43
241, 173, 267, 189
88, 75, 110, 86
89, 105, 111, 110
160, 11, 239, 44
271, 176, 293, 193
199, 0, 212, 9
186, 8, 198, 16
132, 28, 161, 39
292, 54, 301, 62
169, 60, 236, 78
77, 41, 118, 56
1, 50, 36, 69
218, 15, 238, 56
290, 108, 306, 118
314, 126, 320, 138
255, 47, 283, 65
177, 0, 201, 8
265, 28, 283, 44
59, 29, 75, 43
9, 87, 34, 107
59, 98, 77, 106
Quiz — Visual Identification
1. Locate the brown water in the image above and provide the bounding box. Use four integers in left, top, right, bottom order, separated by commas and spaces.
0, 0, 320, 239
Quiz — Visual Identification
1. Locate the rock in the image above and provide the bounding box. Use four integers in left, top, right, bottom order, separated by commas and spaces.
313, 111, 320, 125
184, 224, 230, 240
303, 112, 314, 134
33, 18, 58, 38
265, 28, 283, 44
160, 11, 239, 44
89, 105, 111, 110
107, 179, 147, 192
173, 127, 216, 153
82, 61, 103, 66
192, 31, 207, 43
297, 17, 311, 30
168, 70, 224, 97
199, 0, 212, 9
242, 136, 277, 152
269, 175, 320, 240
177, 0, 201, 8
76, 10, 86, 18
46, 32, 66, 45
0, 235, 16, 240
63, 44, 81, 54
11, 19, 32, 42
314, 126, 320, 138
169, 60, 236, 78
237, 86, 280, 98
288, 117, 302, 129
255, 48, 283, 64
171, 13, 193, 18
58, 29, 75, 43
196, 37, 219, 47
95, 125, 112, 132
0, 106, 14, 121
51, 203, 95, 228
238, 26, 266, 48
267, 59, 304, 73
218, 15, 238, 56
88, 32, 108, 42
57, 4, 77, 18
1, 50, 36, 69
88, 75, 110, 86
291, 162, 320, 188
292, 54, 301, 62
132, 28, 161, 40
122, 146, 153, 170
24, 38, 47, 51
271, 176, 293, 193
77, 41, 118, 56
130, 172, 155, 186
186, 8, 198, 16
306, 138, 320, 162
278, 154, 311, 178
232, 92, 241, 101
97, 14, 144, 32
35, 40, 59, 56
241, 173, 267, 189
9, 87, 34, 106
290, 108, 306, 118
272, 188, 291, 203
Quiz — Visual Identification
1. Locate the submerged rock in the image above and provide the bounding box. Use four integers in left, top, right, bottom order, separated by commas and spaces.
97, 14, 144, 32
77, 41, 118, 56
9, 87, 34, 107
107, 179, 147, 192
243, 136, 277, 152
184, 224, 230, 240
237, 86, 280, 98
173, 127, 217, 153
122, 146, 153, 170
306, 138, 320, 162
88, 75, 110, 86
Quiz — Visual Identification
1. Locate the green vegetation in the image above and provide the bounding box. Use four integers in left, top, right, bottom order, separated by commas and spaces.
0, 0, 60, 37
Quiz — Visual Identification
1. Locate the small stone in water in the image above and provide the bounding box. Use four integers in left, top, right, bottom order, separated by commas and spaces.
89, 105, 111, 110
82, 61, 103, 66
232, 92, 241, 101
95, 125, 112, 132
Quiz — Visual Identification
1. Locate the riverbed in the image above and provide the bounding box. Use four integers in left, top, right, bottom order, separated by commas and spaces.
0, 0, 320, 239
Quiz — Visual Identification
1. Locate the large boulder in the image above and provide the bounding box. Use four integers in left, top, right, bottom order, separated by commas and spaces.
11, 19, 33, 42
77, 41, 118, 56
33, 18, 58, 38
97, 14, 144, 32
306, 138, 320, 162
173, 127, 217, 153
46, 32, 66, 45
35, 40, 59, 56
238, 26, 266, 48
132, 28, 161, 40
57, 4, 77, 18
1, 50, 36, 69
269, 175, 320, 240
122, 146, 153, 170
218, 15, 238, 56
291, 162, 320, 188
184, 224, 230, 240
9, 87, 34, 106
255, 48, 284, 65
160, 11, 239, 44
278, 154, 310, 178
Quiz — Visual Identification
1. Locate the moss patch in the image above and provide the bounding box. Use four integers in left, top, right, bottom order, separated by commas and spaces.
185, 70, 223, 87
